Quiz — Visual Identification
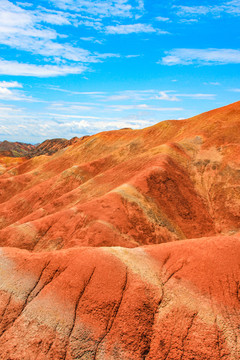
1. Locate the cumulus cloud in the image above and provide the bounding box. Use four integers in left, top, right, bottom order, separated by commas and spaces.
160, 48, 240, 65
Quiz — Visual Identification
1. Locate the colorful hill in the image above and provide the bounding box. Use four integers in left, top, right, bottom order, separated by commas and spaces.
0, 101, 239, 359
0, 137, 79, 159
0, 140, 35, 157
0, 101, 239, 251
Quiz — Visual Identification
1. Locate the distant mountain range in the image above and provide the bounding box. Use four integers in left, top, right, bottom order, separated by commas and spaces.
0, 140, 35, 157
0, 136, 80, 158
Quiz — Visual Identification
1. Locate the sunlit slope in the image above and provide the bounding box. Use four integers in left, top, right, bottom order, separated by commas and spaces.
0, 101, 239, 251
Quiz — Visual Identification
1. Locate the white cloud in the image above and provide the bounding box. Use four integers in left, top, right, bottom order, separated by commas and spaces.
126, 54, 140, 58
179, 18, 198, 24
105, 23, 168, 34
50, 113, 99, 119
0, 104, 22, 113
16, 2, 33, 7
0, 1, 119, 64
109, 104, 183, 111
0, 80, 33, 101
80, 36, 104, 44
175, 5, 211, 17
155, 91, 179, 101
105, 23, 155, 34
59, 120, 90, 128
204, 82, 221, 86
155, 16, 170, 22
174, 1, 240, 18
34, 8, 72, 25
177, 93, 216, 100
60, 89, 215, 103
50, 0, 145, 18
161, 48, 240, 65
0, 59, 87, 77
0, 81, 22, 88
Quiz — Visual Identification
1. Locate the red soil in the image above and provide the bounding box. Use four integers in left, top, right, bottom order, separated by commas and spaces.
0, 101, 239, 359
0, 235, 239, 359
0, 101, 239, 250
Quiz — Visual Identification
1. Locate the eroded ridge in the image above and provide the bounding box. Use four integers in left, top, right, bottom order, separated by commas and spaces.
0, 235, 239, 359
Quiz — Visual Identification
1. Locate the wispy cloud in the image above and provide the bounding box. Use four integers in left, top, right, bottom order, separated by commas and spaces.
0, 81, 34, 101
109, 104, 183, 111
105, 23, 168, 34
160, 48, 240, 65
155, 16, 170, 22
0, 59, 87, 77
86, 89, 215, 102
47, 87, 104, 96
155, 91, 179, 101
174, 1, 240, 18
80, 36, 104, 44
204, 82, 221, 86
0, 1, 119, 66
177, 93, 216, 100
50, 0, 145, 18
0, 81, 22, 88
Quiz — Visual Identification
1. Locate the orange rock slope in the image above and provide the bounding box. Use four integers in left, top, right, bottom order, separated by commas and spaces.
0, 101, 239, 250
0, 236, 239, 359
0, 101, 239, 359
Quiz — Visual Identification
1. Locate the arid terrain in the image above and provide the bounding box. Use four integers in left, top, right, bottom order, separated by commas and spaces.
0, 101, 239, 359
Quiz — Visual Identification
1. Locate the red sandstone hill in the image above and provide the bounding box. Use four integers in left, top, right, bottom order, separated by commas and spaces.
0, 101, 239, 359
0, 101, 239, 250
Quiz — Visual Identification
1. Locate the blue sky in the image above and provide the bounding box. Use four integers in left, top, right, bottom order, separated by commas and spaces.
0, 0, 239, 143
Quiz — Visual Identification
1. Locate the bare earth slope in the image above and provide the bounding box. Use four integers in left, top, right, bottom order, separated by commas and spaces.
0, 101, 239, 250
0, 101, 239, 359
0, 236, 239, 359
